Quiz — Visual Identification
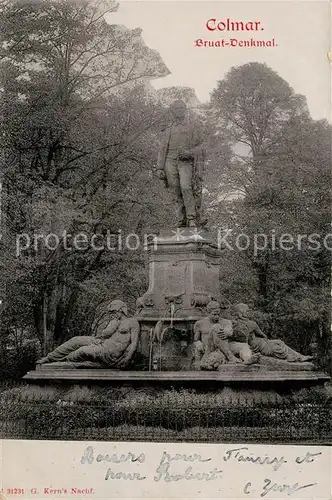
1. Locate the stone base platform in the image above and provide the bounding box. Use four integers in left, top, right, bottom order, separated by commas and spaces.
23, 365, 330, 388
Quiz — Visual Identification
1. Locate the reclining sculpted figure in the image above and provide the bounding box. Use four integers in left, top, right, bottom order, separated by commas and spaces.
36, 299, 140, 368
193, 300, 240, 369
193, 301, 313, 370
232, 303, 313, 363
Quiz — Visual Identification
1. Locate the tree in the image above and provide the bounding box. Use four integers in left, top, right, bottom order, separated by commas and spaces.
210, 63, 331, 363
211, 62, 309, 167
0, 0, 171, 351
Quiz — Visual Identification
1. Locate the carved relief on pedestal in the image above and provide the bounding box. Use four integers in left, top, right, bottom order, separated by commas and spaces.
136, 230, 222, 318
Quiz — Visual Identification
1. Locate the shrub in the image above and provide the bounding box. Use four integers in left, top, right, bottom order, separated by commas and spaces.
0, 340, 41, 380
63, 385, 101, 403
0, 383, 331, 440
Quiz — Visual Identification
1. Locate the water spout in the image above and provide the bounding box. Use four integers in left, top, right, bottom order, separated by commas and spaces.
148, 327, 154, 371
170, 302, 175, 328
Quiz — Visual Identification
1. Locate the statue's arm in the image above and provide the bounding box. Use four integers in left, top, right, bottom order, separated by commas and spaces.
157, 147, 164, 171
193, 321, 205, 354
190, 122, 206, 154
96, 320, 118, 339
193, 320, 202, 342
253, 322, 267, 338
115, 321, 140, 369
186, 122, 206, 183
223, 321, 233, 339
124, 319, 140, 360
156, 130, 169, 172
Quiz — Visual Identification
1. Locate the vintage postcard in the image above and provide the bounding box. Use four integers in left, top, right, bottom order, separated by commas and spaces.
0, 0, 331, 498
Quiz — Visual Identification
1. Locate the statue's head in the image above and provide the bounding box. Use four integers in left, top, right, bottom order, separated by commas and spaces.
206, 300, 221, 322
170, 99, 187, 120
233, 303, 250, 319
108, 299, 128, 319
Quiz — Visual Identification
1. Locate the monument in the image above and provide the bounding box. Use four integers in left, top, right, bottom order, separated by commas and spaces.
156, 99, 205, 228
25, 100, 330, 393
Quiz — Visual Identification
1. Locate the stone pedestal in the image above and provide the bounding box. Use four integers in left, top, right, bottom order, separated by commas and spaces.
135, 228, 223, 370
24, 365, 330, 388
136, 228, 222, 319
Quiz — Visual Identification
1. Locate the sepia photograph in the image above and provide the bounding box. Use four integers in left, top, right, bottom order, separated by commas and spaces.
0, 0, 331, 448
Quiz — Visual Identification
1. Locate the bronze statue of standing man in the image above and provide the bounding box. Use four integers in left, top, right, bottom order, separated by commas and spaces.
156, 100, 205, 228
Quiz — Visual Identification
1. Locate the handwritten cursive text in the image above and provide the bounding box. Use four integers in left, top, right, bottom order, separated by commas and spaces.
224, 446, 287, 471
81, 446, 145, 465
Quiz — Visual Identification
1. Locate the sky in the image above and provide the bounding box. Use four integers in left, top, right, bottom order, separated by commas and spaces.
108, 1, 331, 121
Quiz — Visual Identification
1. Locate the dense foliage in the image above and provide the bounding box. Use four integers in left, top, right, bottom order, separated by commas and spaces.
0, 384, 331, 441
0, 2, 330, 375
209, 63, 331, 366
